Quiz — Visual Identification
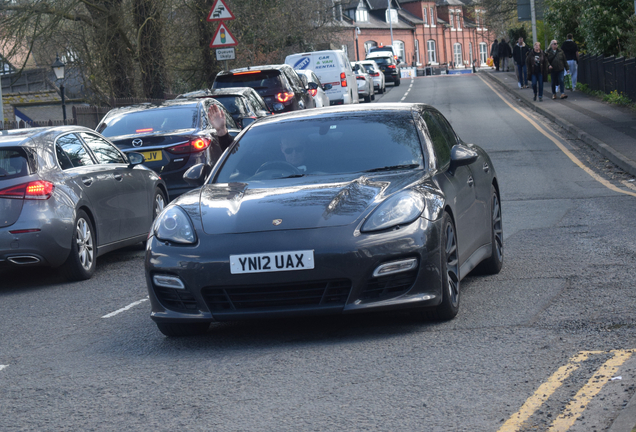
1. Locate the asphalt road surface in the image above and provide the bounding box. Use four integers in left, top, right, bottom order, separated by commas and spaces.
1, 74, 636, 431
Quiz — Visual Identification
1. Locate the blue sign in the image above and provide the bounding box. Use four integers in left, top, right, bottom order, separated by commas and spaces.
293, 57, 311, 70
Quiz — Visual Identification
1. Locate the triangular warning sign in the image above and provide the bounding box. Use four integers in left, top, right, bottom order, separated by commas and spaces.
210, 22, 238, 48
207, 0, 235, 21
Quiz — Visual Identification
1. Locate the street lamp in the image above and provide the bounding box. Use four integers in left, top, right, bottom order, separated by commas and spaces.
355, 27, 361, 61
51, 55, 66, 122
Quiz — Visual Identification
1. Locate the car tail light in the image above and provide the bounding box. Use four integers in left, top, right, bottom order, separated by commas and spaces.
167, 138, 211, 155
370, 72, 380, 77
356, 75, 365, 80
233, 70, 262, 75
0, 181, 54, 200
308, 88, 317, 97
136, 128, 154, 133
388, 64, 396, 69
276, 92, 294, 103
340, 72, 347, 88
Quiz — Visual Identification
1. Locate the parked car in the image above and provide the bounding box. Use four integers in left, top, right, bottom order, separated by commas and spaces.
176, 87, 272, 128
295, 69, 332, 108
285, 50, 359, 105
358, 60, 386, 94
352, 62, 375, 102
0, 126, 167, 280
96, 99, 239, 199
145, 103, 503, 336
212, 64, 315, 113
366, 51, 401, 86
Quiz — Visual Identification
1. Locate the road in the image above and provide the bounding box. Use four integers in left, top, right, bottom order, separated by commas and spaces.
1, 74, 636, 431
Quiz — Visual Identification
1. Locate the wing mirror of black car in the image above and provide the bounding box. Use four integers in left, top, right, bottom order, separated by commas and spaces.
448, 144, 479, 175
323, 83, 333, 91
307, 82, 319, 91
238, 116, 257, 128
127, 152, 145, 166
184, 163, 211, 186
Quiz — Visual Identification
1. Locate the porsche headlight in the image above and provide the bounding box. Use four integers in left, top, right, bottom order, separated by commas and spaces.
361, 191, 425, 232
153, 206, 196, 244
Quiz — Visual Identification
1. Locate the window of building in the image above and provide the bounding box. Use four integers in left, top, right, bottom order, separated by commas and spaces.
469, 42, 473, 65
415, 39, 420, 65
394, 40, 405, 63
453, 43, 462, 66
423, 7, 427, 25
427, 40, 437, 64
386, 8, 398, 24
449, 13, 454, 28
479, 42, 488, 65
430, 7, 435, 25
364, 40, 377, 55
356, 9, 368, 22
456, 13, 461, 30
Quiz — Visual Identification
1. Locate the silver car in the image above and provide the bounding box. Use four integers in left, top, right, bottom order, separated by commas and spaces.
352, 62, 375, 103
0, 126, 167, 280
359, 60, 386, 94
295, 69, 332, 108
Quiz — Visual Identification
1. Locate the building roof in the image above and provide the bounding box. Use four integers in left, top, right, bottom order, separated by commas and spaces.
355, 11, 415, 30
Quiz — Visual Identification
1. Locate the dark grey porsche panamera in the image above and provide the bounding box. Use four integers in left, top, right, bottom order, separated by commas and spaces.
145, 104, 503, 336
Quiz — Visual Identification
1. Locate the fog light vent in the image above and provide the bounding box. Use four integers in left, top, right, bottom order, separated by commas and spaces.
372, 258, 418, 278
153, 274, 185, 289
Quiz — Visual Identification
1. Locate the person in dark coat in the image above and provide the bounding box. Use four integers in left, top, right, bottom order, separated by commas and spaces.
498, 38, 512, 72
561, 34, 579, 90
526, 42, 550, 102
513, 37, 530, 88
491, 39, 500, 71
546, 39, 569, 99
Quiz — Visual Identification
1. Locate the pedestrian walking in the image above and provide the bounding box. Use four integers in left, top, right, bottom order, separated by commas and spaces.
561, 34, 579, 91
491, 39, 500, 71
526, 42, 550, 102
499, 38, 512, 72
546, 39, 569, 100
513, 37, 530, 88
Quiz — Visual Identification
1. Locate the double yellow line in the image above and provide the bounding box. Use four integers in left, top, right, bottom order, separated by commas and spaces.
478, 74, 636, 198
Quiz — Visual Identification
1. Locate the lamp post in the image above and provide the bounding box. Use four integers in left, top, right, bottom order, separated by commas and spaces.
51, 55, 66, 123
355, 27, 361, 61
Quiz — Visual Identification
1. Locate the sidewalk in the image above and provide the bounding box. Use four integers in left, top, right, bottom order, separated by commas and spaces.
483, 69, 636, 431
481, 69, 636, 178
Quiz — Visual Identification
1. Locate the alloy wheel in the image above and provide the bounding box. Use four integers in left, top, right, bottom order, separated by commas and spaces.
492, 193, 503, 262
445, 222, 460, 308
75, 218, 94, 271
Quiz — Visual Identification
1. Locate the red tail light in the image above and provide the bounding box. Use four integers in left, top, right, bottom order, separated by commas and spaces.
370, 72, 380, 77
340, 72, 347, 88
308, 88, 317, 97
233, 70, 262, 75
388, 65, 396, 69
135, 128, 154, 133
167, 138, 211, 154
276, 92, 294, 103
356, 76, 365, 80
0, 181, 54, 200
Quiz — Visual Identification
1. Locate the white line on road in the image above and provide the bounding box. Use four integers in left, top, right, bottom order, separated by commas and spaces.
102, 297, 149, 318
400, 79, 415, 101
0, 365, 8, 371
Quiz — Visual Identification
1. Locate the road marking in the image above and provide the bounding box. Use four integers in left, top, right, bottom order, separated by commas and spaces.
0, 365, 8, 371
102, 297, 149, 318
400, 79, 415, 102
499, 350, 634, 432
478, 74, 636, 198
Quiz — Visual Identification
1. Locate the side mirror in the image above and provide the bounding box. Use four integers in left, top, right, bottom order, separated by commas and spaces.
307, 82, 319, 90
238, 116, 256, 128
127, 152, 145, 166
448, 144, 478, 175
323, 83, 332, 91
184, 163, 211, 186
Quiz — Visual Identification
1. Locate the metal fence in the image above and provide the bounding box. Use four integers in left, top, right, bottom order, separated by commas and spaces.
579, 54, 636, 101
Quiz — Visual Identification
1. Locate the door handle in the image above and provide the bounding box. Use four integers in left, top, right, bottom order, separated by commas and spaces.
467, 176, 474, 187
81, 176, 93, 186
483, 162, 489, 173
114, 173, 123, 181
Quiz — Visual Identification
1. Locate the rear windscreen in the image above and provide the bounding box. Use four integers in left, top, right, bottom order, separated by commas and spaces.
0, 148, 31, 179
213, 71, 284, 91
98, 106, 199, 137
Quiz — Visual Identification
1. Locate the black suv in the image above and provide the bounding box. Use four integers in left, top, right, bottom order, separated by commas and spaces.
212, 64, 315, 113
366, 53, 401, 86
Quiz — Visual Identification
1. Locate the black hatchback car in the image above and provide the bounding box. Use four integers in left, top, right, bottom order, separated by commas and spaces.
212, 64, 315, 113
97, 99, 239, 199
366, 53, 401, 86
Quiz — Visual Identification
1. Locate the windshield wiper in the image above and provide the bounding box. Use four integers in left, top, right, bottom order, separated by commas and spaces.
364, 164, 420, 173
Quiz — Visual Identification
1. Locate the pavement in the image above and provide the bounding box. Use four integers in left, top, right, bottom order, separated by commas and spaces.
482, 68, 636, 432
480, 68, 636, 178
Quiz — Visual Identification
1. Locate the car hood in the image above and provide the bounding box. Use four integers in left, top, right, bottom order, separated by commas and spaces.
197, 172, 427, 235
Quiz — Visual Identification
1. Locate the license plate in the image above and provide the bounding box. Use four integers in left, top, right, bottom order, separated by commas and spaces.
230, 250, 314, 274
140, 150, 162, 162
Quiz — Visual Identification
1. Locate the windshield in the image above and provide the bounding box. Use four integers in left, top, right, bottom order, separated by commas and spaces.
215, 113, 423, 182
369, 57, 392, 66
212, 96, 243, 115
99, 106, 199, 137
213, 71, 285, 91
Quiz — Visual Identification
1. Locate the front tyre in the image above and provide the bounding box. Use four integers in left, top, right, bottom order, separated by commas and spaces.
153, 189, 166, 220
61, 210, 96, 281
432, 213, 460, 320
475, 186, 503, 274
156, 322, 210, 337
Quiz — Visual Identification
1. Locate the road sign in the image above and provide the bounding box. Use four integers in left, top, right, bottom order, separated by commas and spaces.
210, 22, 238, 48
207, 0, 235, 21
216, 48, 235, 61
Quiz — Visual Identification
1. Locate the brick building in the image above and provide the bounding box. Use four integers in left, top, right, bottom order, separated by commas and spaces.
340, 0, 494, 69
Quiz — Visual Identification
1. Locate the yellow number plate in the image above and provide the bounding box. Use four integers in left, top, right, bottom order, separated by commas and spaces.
140, 150, 162, 162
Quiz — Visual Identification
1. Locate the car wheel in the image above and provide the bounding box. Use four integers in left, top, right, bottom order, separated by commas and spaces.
475, 186, 503, 274
156, 322, 210, 337
394, 78, 401, 86
61, 210, 96, 281
379, 85, 385, 94
431, 213, 460, 320
371, 90, 375, 101
364, 94, 371, 103
153, 189, 166, 220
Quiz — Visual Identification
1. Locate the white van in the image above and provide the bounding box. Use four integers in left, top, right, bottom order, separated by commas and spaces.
285, 50, 359, 105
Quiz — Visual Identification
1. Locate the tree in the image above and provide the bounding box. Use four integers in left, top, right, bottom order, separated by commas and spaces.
578, 0, 635, 56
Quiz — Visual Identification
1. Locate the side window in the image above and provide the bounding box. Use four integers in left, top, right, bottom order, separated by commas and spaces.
311, 72, 323, 86
56, 134, 95, 168
422, 111, 451, 168
285, 68, 303, 90
213, 101, 238, 129
431, 111, 459, 147
248, 92, 266, 112
80, 132, 126, 164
